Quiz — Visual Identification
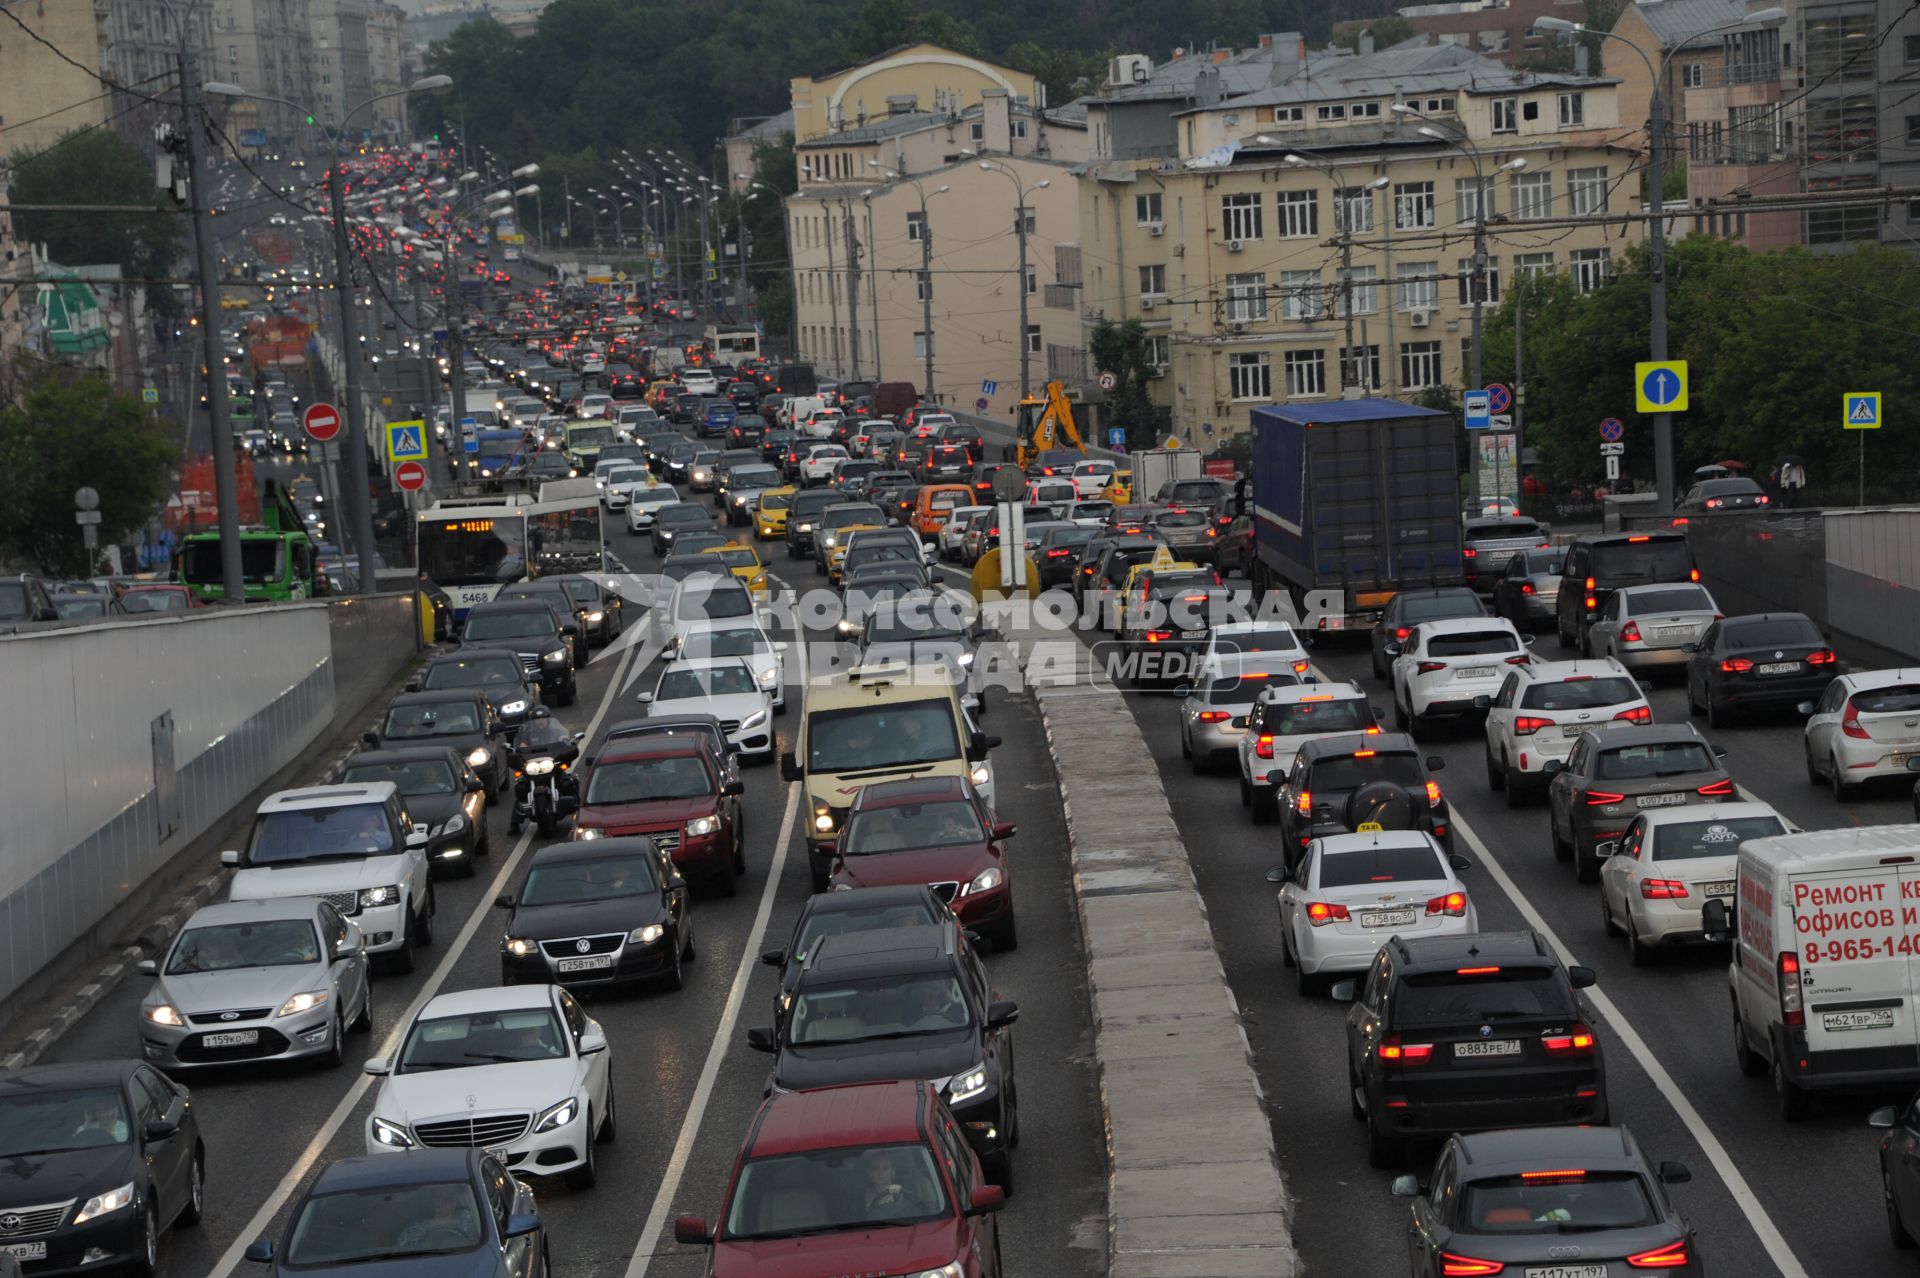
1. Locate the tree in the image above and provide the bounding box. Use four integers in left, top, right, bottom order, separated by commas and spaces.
7, 128, 186, 314
1089, 317, 1159, 450
0, 364, 175, 575
1331, 15, 1413, 51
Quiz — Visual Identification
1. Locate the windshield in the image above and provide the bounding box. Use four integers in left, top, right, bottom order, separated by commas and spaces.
1652, 814, 1786, 861
182, 538, 286, 585
734, 469, 780, 488
1521, 677, 1640, 710
1460, 1172, 1655, 1235
1596, 741, 1716, 779
342, 759, 459, 797
657, 665, 760, 699
758, 491, 793, 510
661, 560, 726, 583
423, 657, 523, 689
1392, 967, 1576, 1028
397, 1007, 567, 1073
723, 1144, 949, 1240
676, 587, 753, 620
55, 595, 107, 618
1254, 698, 1374, 736
585, 755, 714, 803
843, 801, 984, 854
790, 974, 969, 1045
806, 701, 962, 772
568, 425, 614, 447
682, 628, 769, 659
0, 1087, 131, 1157
419, 518, 525, 586
383, 701, 481, 739
285, 1181, 486, 1265
248, 804, 392, 863
711, 549, 758, 570
0, 582, 30, 620
122, 589, 197, 613
660, 507, 715, 528
1591, 538, 1693, 583
462, 612, 555, 641
519, 852, 659, 904
1211, 626, 1302, 656
1155, 510, 1207, 528
1317, 843, 1446, 888
1199, 673, 1301, 704
1627, 586, 1714, 614
167, 919, 320, 974
825, 505, 883, 528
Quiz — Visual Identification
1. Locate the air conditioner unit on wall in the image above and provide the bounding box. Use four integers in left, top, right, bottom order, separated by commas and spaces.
1229, 320, 1249, 334
1147, 221, 1165, 236
1140, 296, 1157, 310
1408, 309, 1432, 327
1226, 239, 1245, 253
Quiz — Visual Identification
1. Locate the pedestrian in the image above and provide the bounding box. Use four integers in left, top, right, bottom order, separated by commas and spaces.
1778, 459, 1807, 509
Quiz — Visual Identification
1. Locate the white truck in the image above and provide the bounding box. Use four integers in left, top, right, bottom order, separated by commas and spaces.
1133, 446, 1202, 502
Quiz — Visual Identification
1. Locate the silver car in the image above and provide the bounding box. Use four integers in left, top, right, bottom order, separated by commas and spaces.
1491, 546, 1564, 629
1802, 669, 1920, 797
1585, 582, 1721, 670
1179, 661, 1310, 771
1236, 682, 1380, 822
137, 897, 371, 1070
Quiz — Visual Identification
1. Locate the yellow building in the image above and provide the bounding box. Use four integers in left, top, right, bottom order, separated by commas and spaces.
789, 43, 1046, 146
0, 2, 111, 163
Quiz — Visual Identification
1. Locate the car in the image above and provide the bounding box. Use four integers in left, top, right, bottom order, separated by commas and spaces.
243, 1148, 548, 1275
1685, 610, 1836, 726
1677, 474, 1770, 513
815, 503, 889, 581
639, 658, 775, 760
1239, 683, 1381, 822
362, 689, 508, 795
1035, 524, 1100, 586
337, 746, 492, 876
1488, 545, 1566, 630
598, 464, 652, 509
137, 896, 372, 1069
497, 836, 696, 986
1598, 800, 1792, 964
700, 542, 772, 601
656, 575, 758, 652
1873, 1091, 1920, 1248
412, 648, 537, 739
1583, 581, 1721, 670
782, 488, 841, 559
758, 885, 956, 1029
52, 591, 128, 620
1387, 616, 1532, 737
1070, 459, 1117, 498
751, 485, 795, 539
1200, 619, 1311, 676
502, 575, 624, 649
1212, 511, 1255, 575
1389, 1127, 1699, 1277
1276, 733, 1452, 868
1268, 830, 1476, 995
1336, 931, 1605, 1166
673, 619, 786, 711
1803, 667, 1920, 799
827, 776, 1017, 950
572, 732, 745, 890
1544, 722, 1734, 883
939, 504, 991, 560
744, 922, 1019, 1188
1479, 657, 1651, 804
626, 482, 682, 531
686, 449, 722, 490
1147, 505, 1218, 562
1463, 496, 1521, 517
1556, 530, 1699, 653
223, 782, 436, 972
1176, 662, 1308, 771
0, 1060, 204, 1274
460, 601, 578, 706
671, 1081, 1006, 1277
117, 584, 203, 613
855, 593, 983, 713
799, 443, 850, 484
1370, 587, 1489, 681
364, 984, 613, 1188
1118, 572, 1229, 680
652, 502, 720, 556
722, 465, 783, 525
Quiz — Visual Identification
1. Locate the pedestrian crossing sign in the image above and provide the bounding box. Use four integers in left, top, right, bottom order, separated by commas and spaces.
1844, 392, 1881, 430
385, 420, 427, 462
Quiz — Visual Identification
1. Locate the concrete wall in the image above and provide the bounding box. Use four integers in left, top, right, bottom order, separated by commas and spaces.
1825, 509, 1920, 666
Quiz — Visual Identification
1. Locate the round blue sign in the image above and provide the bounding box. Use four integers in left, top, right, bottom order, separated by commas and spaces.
1599, 416, 1625, 442
975, 397, 989, 412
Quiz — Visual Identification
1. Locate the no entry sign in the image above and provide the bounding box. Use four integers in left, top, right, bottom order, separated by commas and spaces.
303, 401, 342, 443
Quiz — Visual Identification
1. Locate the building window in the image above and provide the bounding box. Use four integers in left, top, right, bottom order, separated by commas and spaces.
1011, 118, 1028, 139
1512, 171, 1553, 219
1225, 272, 1268, 323
1228, 351, 1271, 401
970, 122, 984, 141
1457, 256, 1500, 305
1438, 32, 1468, 46
1270, 106, 1304, 123
1283, 349, 1326, 397
1492, 97, 1517, 132
917, 272, 933, 301
228, 44, 237, 60
1683, 63, 1704, 88
1337, 265, 1379, 315
1570, 247, 1611, 292
1567, 166, 1608, 215
1018, 206, 1035, 234
1340, 344, 1381, 390
1426, 96, 1456, 112
1806, 13, 1878, 82
1514, 251, 1554, 278
1454, 176, 1494, 224
1909, 114, 1920, 146
906, 210, 925, 242
1393, 181, 1435, 230
1478, 29, 1510, 52
1025, 266, 1038, 295
1335, 186, 1376, 234
1807, 94, 1877, 162
1400, 340, 1443, 389
1279, 189, 1318, 237
1317, 104, 1346, 122
1807, 176, 1879, 243
914, 331, 934, 358
1557, 92, 1584, 126
1025, 324, 1041, 353
1139, 264, 1166, 296
1397, 261, 1439, 311
1351, 102, 1381, 119
1146, 335, 1169, 366
1279, 269, 1321, 320
1135, 192, 1162, 225
1221, 192, 1263, 241
1907, 34, 1920, 63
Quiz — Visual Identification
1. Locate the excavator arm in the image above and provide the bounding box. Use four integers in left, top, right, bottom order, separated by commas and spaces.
1014, 380, 1087, 471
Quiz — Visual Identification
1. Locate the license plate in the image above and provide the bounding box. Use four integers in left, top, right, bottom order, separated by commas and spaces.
1561, 724, 1592, 738
1655, 625, 1693, 638
1757, 661, 1800, 675
1525, 1267, 1607, 1278
1180, 629, 1206, 639
1636, 792, 1688, 808
1321, 617, 1347, 630
1824, 1009, 1895, 1032
202, 1030, 259, 1048
1456, 666, 1494, 679
1361, 909, 1417, 929
1, 1242, 46, 1262
1455, 1039, 1521, 1058
1698, 880, 1735, 898
556, 955, 614, 973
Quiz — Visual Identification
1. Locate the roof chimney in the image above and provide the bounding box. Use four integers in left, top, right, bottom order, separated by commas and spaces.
1171, 47, 1186, 60
1211, 47, 1231, 63
1259, 33, 1272, 48
1360, 29, 1375, 55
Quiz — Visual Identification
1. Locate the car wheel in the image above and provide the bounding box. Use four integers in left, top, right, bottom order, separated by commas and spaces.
1889, 1171, 1917, 1250
1392, 694, 1409, 732
566, 1116, 599, 1189
1179, 724, 1191, 760
177, 1149, 205, 1227
1239, 771, 1252, 808
1550, 818, 1573, 863
733, 825, 747, 875
1251, 787, 1279, 825
389, 922, 417, 975
997, 912, 1019, 953
558, 680, 578, 708
131, 1203, 159, 1278
1832, 757, 1857, 802
1579, 628, 1594, 659
352, 979, 373, 1032
1626, 922, 1658, 967
1574, 839, 1600, 885
1365, 1114, 1402, 1168
1503, 757, 1528, 809
323, 1014, 346, 1069
1599, 887, 1622, 936
1370, 646, 1386, 681
597, 1083, 617, 1144
987, 1150, 1014, 1196
660, 930, 686, 990
1805, 744, 1824, 787
1485, 743, 1505, 791
1732, 1005, 1766, 1078
1773, 1048, 1812, 1120
413, 889, 436, 948
1295, 955, 1324, 998
1280, 923, 1296, 968
1557, 613, 1575, 650
1706, 693, 1726, 730
1349, 1069, 1366, 1121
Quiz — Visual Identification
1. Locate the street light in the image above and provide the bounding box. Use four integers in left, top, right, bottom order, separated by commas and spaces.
978, 161, 1049, 399
1275, 144, 1389, 391
1534, 7, 1786, 511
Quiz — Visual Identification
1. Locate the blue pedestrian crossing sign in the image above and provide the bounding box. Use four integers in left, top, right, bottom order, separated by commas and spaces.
385, 420, 427, 464
1634, 361, 1688, 413
1845, 391, 1882, 430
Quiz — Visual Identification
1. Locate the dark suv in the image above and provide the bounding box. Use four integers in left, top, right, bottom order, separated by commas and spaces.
1544, 722, 1733, 882
784, 488, 842, 559
459, 600, 579, 705
1276, 733, 1451, 867
1556, 531, 1698, 652
1335, 931, 1604, 1167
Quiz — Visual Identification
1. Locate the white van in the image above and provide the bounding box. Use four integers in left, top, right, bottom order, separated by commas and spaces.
1712, 825, 1920, 1118
779, 395, 826, 429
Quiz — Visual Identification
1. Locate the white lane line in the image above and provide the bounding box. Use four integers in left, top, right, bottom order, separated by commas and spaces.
207, 636, 643, 1278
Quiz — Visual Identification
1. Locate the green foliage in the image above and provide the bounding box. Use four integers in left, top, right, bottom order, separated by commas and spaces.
7, 128, 186, 314
0, 364, 175, 574
1332, 15, 1413, 51
1089, 317, 1159, 450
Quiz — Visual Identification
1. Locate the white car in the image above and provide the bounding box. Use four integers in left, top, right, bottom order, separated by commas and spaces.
1201, 621, 1311, 679
1066, 499, 1115, 527
1238, 683, 1379, 822
1389, 616, 1531, 738
680, 370, 719, 395
1597, 800, 1793, 964
940, 506, 991, 560
364, 984, 614, 1188
800, 413, 846, 441
1071, 460, 1117, 498
1584, 582, 1721, 670
800, 443, 850, 483
1481, 658, 1651, 803
599, 466, 651, 511
1025, 477, 1077, 515
639, 658, 774, 759
1802, 668, 1920, 798
1269, 829, 1477, 994
625, 483, 680, 532
593, 457, 634, 491
654, 575, 759, 650
577, 394, 614, 419
672, 619, 786, 710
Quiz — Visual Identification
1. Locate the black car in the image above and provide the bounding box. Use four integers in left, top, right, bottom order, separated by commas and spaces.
598, 713, 742, 781
499, 576, 620, 649
651, 503, 719, 557
759, 884, 955, 1031
1676, 475, 1769, 514
1370, 588, 1489, 681
1276, 733, 1451, 868
1684, 611, 1835, 726
410, 647, 538, 736
524, 451, 576, 483
1335, 931, 1604, 1167
746, 920, 1019, 1189
337, 746, 492, 877
460, 601, 578, 706
760, 427, 797, 465
0, 1060, 204, 1274
243, 1148, 547, 1276
496, 838, 694, 991
363, 690, 508, 795
1556, 531, 1698, 652
1391, 1127, 1698, 1276
784, 489, 842, 559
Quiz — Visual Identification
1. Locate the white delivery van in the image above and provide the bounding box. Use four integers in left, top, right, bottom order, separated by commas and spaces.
1712, 825, 1920, 1118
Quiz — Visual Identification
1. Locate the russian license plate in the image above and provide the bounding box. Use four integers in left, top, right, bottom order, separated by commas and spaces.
1526, 1267, 1607, 1278
1637, 792, 1688, 808
1655, 625, 1693, 638
1824, 1009, 1896, 1032
1699, 880, 1736, 898
1, 1242, 47, 1262
1561, 724, 1592, 738
1361, 909, 1418, 929
1180, 629, 1207, 639
1758, 661, 1800, 675
201, 1030, 259, 1048
556, 955, 614, 973
1457, 666, 1495, 679
1455, 1039, 1521, 1058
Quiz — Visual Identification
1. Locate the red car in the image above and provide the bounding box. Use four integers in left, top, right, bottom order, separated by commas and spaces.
828, 776, 1018, 950
116, 583, 203, 612
574, 736, 745, 893
675, 1080, 1007, 1277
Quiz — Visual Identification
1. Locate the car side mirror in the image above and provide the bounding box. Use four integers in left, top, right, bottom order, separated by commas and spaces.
220, 849, 242, 866
1172, 684, 1192, 699
465, 775, 486, 793
578, 1030, 609, 1055
1390, 1174, 1421, 1198
243, 1240, 275, 1264
991, 821, 1017, 840
1584, 611, 1598, 624
1329, 979, 1359, 1003
1472, 695, 1491, 710
404, 829, 429, 849
1713, 744, 1729, 758
760, 947, 787, 968
780, 751, 802, 781
138, 958, 159, 976
335, 933, 362, 958
722, 777, 744, 796
746, 1026, 778, 1053
966, 1185, 1007, 1216
1658, 1161, 1692, 1185
362, 1058, 391, 1077
673, 1215, 713, 1245
1541, 760, 1566, 775
1265, 866, 1289, 883
1425, 755, 1445, 771
1682, 642, 1699, 653
1797, 701, 1815, 715
1371, 704, 1384, 720
1596, 841, 1619, 859
143, 1118, 179, 1143
573, 731, 587, 742
1870, 1106, 1900, 1130
1449, 854, 1473, 871
1567, 964, 1597, 989
360, 731, 380, 748
986, 999, 1019, 1029
636, 691, 654, 704
1701, 897, 1733, 942
1382, 642, 1403, 658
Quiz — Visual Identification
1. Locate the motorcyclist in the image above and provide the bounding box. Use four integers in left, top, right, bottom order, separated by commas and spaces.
506, 705, 580, 835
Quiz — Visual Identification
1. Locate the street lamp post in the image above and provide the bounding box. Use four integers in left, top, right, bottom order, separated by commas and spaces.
977, 161, 1050, 400
1275, 144, 1388, 391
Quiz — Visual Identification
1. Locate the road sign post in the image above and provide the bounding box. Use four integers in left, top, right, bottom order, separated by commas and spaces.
1096, 370, 1118, 392
394, 459, 428, 492
1464, 390, 1491, 430
302, 400, 342, 444
1845, 392, 1882, 505
1634, 361, 1688, 413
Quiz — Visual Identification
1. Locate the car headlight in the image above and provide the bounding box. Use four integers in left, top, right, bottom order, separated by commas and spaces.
814, 808, 834, 832
542, 647, 568, 664
433, 812, 469, 837
733, 494, 748, 505
533, 1097, 579, 1133
970, 762, 991, 787
505, 936, 539, 957
466, 747, 491, 767
946, 1064, 989, 1104
909, 1266, 964, 1278
143, 1004, 185, 1027
821, 532, 838, 547
500, 699, 529, 717
585, 610, 604, 623
685, 814, 719, 837
572, 826, 604, 840
956, 650, 975, 666
276, 990, 330, 1018
370, 1116, 415, 1149
72, 1183, 136, 1225
359, 885, 401, 909
966, 866, 1004, 895
524, 756, 556, 776
743, 709, 768, 729
628, 924, 666, 945
758, 665, 779, 687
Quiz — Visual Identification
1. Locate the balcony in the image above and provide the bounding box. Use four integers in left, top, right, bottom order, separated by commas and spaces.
1042, 283, 1079, 309
1046, 344, 1089, 383
1696, 60, 1781, 89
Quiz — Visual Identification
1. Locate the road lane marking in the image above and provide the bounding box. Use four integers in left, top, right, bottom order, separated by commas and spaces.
207, 635, 643, 1278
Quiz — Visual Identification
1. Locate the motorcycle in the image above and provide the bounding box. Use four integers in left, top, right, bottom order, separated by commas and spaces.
507, 708, 582, 837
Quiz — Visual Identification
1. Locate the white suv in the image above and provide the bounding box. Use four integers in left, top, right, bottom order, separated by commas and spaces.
1481, 658, 1652, 804
1238, 682, 1379, 823
223, 783, 435, 972
1389, 616, 1531, 739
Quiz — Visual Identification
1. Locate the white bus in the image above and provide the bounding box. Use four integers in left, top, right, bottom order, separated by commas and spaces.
706, 326, 760, 363
416, 484, 605, 623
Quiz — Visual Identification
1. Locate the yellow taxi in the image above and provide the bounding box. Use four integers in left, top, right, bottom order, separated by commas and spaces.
702, 541, 772, 600
1120, 547, 1198, 602
753, 486, 797, 540
824, 522, 885, 584
1101, 469, 1134, 503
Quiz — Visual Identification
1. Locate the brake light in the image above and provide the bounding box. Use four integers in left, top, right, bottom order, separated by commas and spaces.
1456, 966, 1502, 975
1416, 661, 1447, 674
1620, 620, 1642, 642
1297, 789, 1311, 815
1541, 1025, 1598, 1056
1520, 582, 1536, 595
1145, 630, 1171, 643
1463, 547, 1477, 558
1628, 1243, 1691, 1269
1614, 705, 1652, 724
1758, 494, 1771, 505
1520, 1168, 1588, 1183
1379, 1034, 1433, 1065
1807, 649, 1836, 665
1505, 654, 1530, 666
1585, 576, 1597, 590
1690, 568, 1701, 582
1426, 891, 1467, 916
1305, 901, 1350, 926
1842, 701, 1870, 738
1353, 749, 1377, 759
1697, 778, 1734, 797
1513, 716, 1552, 736
1720, 657, 1753, 673
1706, 497, 1723, 509
1255, 735, 1275, 759
1641, 878, 1689, 899
1426, 780, 1443, 807
1440, 1254, 1505, 1276
1778, 950, 1803, 1026
1047, 548, 1073, 557
1586, 790, 1626, 806
1196, 710, 1231, 723
1394, 626, 1411, 641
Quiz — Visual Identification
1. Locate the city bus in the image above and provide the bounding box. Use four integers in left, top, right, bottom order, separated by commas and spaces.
706, 326, 760, 363
416, 480, 605, 622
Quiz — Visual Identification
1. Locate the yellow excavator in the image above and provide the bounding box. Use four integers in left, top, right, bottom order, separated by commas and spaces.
1012, 380, 1087, 472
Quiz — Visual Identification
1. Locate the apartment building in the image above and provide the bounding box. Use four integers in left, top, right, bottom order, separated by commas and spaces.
1335, 0, 1593, 64
0, 1, 113, 163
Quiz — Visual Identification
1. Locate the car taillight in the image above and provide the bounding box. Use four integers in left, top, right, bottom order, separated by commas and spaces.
1047, 548, 1073, 557
1706, 497, 1723, 509
1620, 620, 1642, 642
1842, 701, 1870, 738
1720, 657, 1754, 673
1541, 1024, 1597, 1055
1640, 878, 1689, 899
1145, 630, 1172, 642
1520, 581, 1536, 594
1505, 654, 1531, 666
1378, 1034, 1434, 1066
1255, 735, 1275, 759
1416, 661, 1447, 674
1513, 716, 1552, 736
1697, 778, 1735, 796
1394, 627, 1411, 641
1689, 568, 1701, 582
1296, 789, 1312, 815
1778, 950, 1803, 1026
1440, 1255, 1505, 1277
1627, 1242, 1690, 1269
1426, 891, 1468, 916
1585, 790, 1626, 806
1614, 705, 1652, 724
1196, 710, 1231, 723
1807, 649, 1836, 665
1305, 902, 1350, 926
1463, 547, 1477, 558
1425, 780, 1443, 807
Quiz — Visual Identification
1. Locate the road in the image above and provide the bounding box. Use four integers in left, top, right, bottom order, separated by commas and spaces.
40, 428, 1106, 1276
